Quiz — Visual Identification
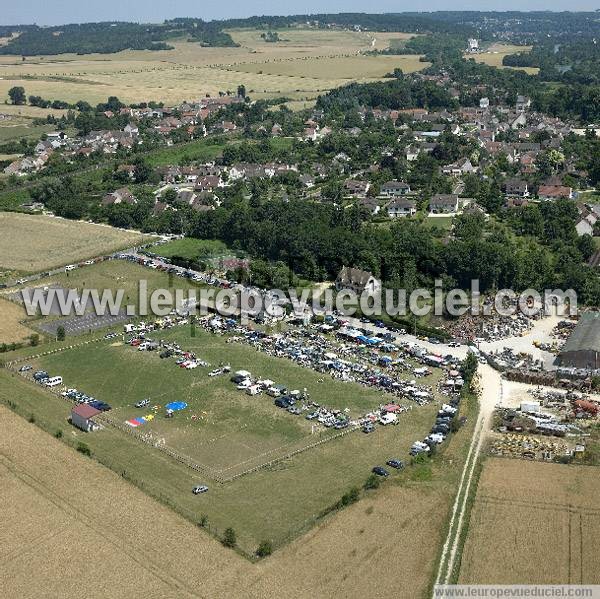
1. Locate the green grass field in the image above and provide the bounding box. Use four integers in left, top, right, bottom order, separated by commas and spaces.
144, 139, 228, 167
32, 325, 423, 474
4, 310, 453, 552
156, 238, 230, 261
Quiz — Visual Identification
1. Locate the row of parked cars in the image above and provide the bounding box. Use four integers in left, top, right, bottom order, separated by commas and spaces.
371, 460, 405, 477
409, 401, 462, 456
61, 388, 112, 412
31, 370, 63, 388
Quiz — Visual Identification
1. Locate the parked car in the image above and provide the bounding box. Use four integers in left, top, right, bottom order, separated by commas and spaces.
410, 441, 431, 456
135, 399, 150, 408
386, 459, 405, 470
372, 466, 389, 477
362, 423, 375, 434
19, 365, 32, 372
192, 485, 209, 494
33, 370, 49, 382
45, 376, 63, 388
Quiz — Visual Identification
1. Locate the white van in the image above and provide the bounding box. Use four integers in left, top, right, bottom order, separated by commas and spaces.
379, 413, 398, 426
45, 376, 63, 388
65, 264, 76, 271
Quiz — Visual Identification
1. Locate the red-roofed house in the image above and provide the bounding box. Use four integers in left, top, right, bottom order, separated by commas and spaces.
538, 185, 573, 201
71, 404, 102, 432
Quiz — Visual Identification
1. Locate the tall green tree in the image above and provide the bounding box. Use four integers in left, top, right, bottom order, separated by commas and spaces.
8, 86, 25, 105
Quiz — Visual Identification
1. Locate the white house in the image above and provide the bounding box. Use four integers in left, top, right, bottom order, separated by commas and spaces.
387, 199, 417, 218
429, 194, 459, 214
405, 146, 420, 161
576, 208, 598, 237
380, 180, 411, 197
442, 158, 475, 176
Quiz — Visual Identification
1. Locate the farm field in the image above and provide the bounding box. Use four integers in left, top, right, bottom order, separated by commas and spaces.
5, 315, 469, 553
459, 458, 600, 584
468, 44, 539, 75
0, 105, 70, 143
0, 212, 148, 273
0, 385, 473, 598
230, 54, 426, 80
0, 30, 428, 106
0, 297, 32, 343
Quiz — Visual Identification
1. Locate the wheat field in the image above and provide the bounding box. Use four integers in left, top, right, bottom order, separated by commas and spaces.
0, 212, 147, 272
0, 298, 31, 343
0, 29, 427, 106
459, 458, 600, 584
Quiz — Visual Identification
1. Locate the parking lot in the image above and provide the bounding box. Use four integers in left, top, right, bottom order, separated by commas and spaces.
37, 311, 130, 336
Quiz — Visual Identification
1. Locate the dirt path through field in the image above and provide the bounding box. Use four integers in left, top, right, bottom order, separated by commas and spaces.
434, 364, 503, 586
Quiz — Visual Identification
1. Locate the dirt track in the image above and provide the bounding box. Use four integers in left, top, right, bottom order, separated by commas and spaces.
0, 405, 453, 598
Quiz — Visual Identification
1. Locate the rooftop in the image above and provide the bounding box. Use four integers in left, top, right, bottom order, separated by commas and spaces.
72, 404, 102, 419
561, 313, 600, 354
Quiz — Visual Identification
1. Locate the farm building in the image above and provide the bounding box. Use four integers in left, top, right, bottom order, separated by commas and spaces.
558, 313, 600, 370
70, 404, 102, 432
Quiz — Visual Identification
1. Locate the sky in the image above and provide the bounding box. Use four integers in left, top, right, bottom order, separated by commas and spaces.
2, 1, 598, 27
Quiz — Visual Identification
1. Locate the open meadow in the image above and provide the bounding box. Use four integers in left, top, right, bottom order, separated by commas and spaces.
0, 212, 148, 272
0, 29, 427, 107
459, 458, 600, 584
467, 44, 538, 75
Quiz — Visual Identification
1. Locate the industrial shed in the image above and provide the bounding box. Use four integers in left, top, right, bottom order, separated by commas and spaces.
559, 313, 600, 370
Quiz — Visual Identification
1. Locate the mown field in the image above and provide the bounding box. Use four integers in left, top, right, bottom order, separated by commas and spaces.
0, 212, 149, 272
42, 259, 203, 313
0, 386, 475, 598
31, 325, 439, 477
156, 238, 230, 261
0, 297, 32, 343
0, 29, 428, 107
468, 44, 538, 75
459, 458, 600, 584
0, 105, 70, 143
2, 301, 471, 554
